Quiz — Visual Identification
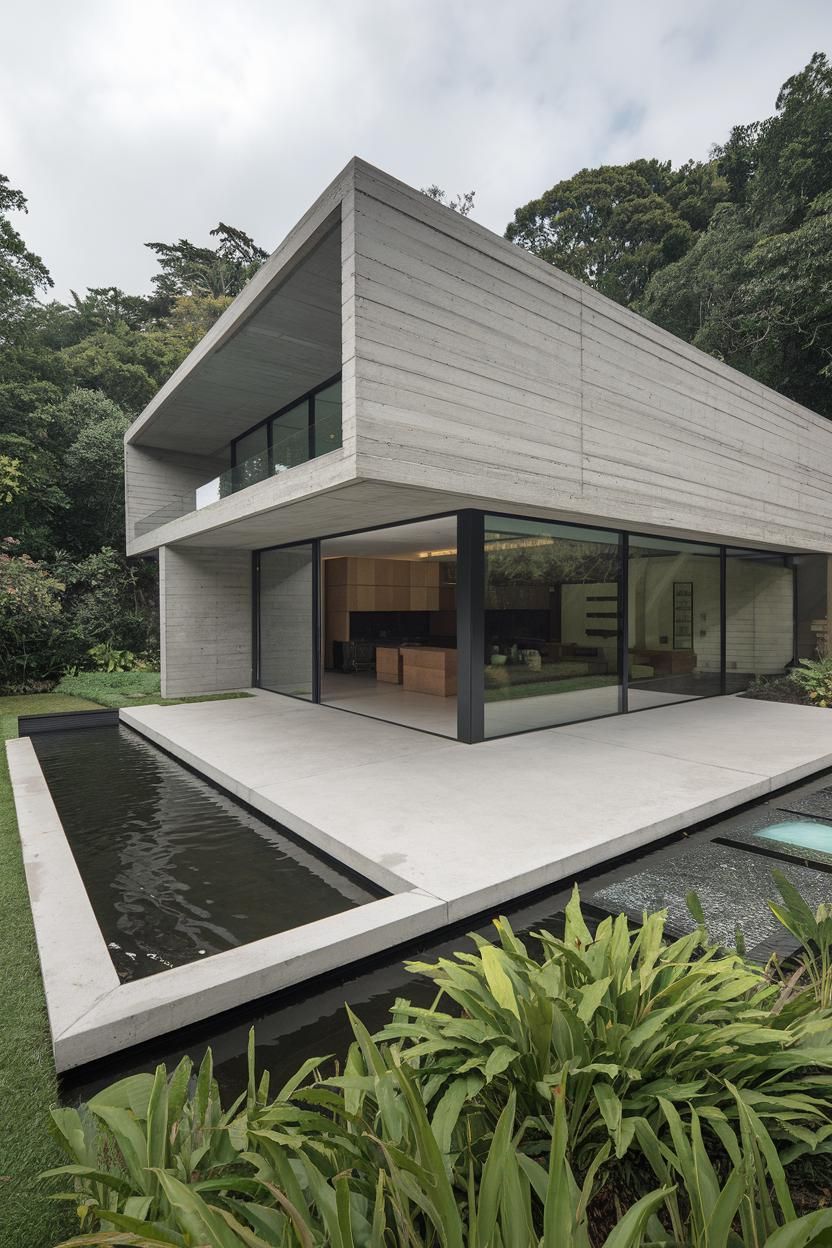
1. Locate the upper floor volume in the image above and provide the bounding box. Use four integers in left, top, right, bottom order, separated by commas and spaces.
124, 158, 832, 560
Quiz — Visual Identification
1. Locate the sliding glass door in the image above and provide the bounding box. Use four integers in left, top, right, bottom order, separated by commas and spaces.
483, 516, 622, 737
725, 549, 794, 690
251, 514, 801, 743
257, 545, 315, 699
627, 536, 722, 707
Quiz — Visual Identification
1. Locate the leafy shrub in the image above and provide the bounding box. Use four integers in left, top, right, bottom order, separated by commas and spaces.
769, 869, 832, 1008
44, 890, 832, 1247
0, 539, 158, 686
381, 891, 832, 1182
742, 675, 809, 705
85, 642, 144, 673
790, 656, 832, 707
0, 536, 65, 686
55, 546, 157, 664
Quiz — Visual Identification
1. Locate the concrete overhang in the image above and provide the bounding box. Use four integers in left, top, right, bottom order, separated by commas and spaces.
124, 162, 354, 458
129, 469, 826, 557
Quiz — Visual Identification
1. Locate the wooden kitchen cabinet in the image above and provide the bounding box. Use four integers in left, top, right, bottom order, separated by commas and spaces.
375, 645, 403, 683
401, 646, 457, 696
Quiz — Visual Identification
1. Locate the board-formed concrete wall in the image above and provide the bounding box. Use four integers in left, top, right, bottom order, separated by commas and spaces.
725, 558, 794, 675
126, 445, 228, 540
159, 546, 252, 697
124, 160, 832, 566
258, 547, 314, 696
350, 161, 832, 555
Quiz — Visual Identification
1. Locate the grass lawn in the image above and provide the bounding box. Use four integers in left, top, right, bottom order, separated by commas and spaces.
0, 701, 76, 1247
54, 669, 251, 709
484, 673, 618, 701
0, 673, 250, 1246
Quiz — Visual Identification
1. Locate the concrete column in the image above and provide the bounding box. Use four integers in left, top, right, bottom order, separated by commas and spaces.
258, 546, 314, 696
159, 545, 252, 698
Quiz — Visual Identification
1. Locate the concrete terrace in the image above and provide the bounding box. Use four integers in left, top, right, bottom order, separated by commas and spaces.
14, 690, 832, 1070
123, 691, 832, 921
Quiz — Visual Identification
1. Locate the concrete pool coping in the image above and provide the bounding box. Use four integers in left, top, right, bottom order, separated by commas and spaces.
10, 692, 832, 1070
6, 735, 447, 1070
123, 692, 832, 922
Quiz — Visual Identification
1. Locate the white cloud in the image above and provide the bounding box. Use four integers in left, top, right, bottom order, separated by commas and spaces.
2, 0, 830, 299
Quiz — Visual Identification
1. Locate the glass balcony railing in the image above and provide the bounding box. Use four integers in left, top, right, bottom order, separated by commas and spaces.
133, 408, 342, 538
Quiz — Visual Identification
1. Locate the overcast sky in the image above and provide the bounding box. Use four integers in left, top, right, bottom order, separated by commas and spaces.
2, 1, 831, 302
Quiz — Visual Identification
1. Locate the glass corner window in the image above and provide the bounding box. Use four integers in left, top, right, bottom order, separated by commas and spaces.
271, 399, 310, 469
483, 516, 622, 737
313, 380, 342, 455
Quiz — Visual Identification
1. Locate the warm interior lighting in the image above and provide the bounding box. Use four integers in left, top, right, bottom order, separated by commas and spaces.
483, 536, 557, 552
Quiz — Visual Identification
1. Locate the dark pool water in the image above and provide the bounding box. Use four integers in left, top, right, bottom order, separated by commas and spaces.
33, 726, 381, 982
64, 891, 569, 1103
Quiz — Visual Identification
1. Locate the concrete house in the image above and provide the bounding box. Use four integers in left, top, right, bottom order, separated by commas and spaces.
18, 157, 832, 1073
125, 157, 832, 745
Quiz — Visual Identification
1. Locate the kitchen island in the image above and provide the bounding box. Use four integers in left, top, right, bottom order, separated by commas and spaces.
400, 645, 457, 697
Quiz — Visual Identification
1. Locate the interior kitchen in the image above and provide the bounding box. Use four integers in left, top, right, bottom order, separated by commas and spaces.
320, 516, 459, 736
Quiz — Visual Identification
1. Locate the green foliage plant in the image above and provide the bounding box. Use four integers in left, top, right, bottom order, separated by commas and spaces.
789, 656, 832, 707
380, 889, 832, 1178
85, 642, 138, 673
0, 536, 64, 687
0, 452, 22, 503
769, 870, 832, 1009
43, 887, 832, 1247
44, 1027, 669, 1248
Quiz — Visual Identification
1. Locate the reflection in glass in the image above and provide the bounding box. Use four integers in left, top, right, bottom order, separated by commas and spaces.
313, 381, 343, 455
726, 549, 794, 691
796, 554, 828, 662
484, 517, 621, 737
627, 536, 721, 707
229, 424, 270, 493
320, 516, 458, 737
258, 545, 314, 699
271, 399, 309, 470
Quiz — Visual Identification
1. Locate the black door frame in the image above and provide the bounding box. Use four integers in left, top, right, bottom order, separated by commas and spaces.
252, 510, 799, 744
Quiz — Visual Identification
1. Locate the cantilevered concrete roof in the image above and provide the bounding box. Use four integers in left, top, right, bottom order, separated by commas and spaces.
125, 166, 349, 457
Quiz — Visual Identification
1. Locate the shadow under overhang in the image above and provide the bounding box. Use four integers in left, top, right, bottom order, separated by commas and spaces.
128, 217, 342, 458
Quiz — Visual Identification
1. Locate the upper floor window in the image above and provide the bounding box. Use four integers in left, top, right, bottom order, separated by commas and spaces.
229, 373, 342, 489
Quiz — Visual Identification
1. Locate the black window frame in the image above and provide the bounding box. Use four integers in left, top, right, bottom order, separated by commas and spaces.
251, 507, 798, 745
230, 371, 343, 471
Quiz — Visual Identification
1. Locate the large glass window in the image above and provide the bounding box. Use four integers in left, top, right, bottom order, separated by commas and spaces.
320, 516, 457, 737
228, 376, 343, 498
271, 399, 310, 470
627, 537, 721, 707
229, 424, 269, 493
252, 512, 800, 742
257, 545, 315, 699
313, 380, 343, 456
484, 517, 621, 737
795, 554, 829, 662
726, 550, 794, 690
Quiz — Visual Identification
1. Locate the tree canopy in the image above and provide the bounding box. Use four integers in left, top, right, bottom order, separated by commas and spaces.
506, 52, 832, 417
146, 223, 268, 301
0, 174, 52, 313
0, 189, 268, 688
1, 51, 830, 688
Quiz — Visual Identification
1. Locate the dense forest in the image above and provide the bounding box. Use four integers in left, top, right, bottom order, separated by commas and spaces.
507, 52, 832, 416
1, 52, 830, 692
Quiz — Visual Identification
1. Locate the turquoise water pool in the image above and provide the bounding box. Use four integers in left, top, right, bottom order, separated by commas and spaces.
756, 820, 832, 852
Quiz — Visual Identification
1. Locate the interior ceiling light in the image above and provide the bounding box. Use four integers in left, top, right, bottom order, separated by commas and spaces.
483, 537, 557, 552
